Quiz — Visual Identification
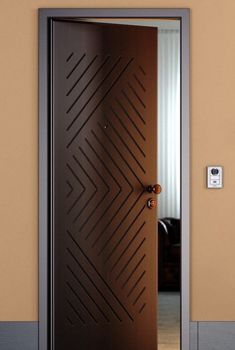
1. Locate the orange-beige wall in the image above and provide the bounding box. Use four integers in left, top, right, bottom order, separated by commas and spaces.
0, 0, 235, 322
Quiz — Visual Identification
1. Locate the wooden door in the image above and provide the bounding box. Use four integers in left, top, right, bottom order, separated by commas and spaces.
52, 20, 157, 350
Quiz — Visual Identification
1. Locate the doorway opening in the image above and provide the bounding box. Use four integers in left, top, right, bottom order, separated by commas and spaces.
157, 19, 181, 350
39, 8, 189, 350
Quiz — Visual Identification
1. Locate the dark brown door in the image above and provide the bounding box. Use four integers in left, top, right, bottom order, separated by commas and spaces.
52, 20, 157, 350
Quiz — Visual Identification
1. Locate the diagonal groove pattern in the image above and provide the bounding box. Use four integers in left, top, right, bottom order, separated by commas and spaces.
54, 19, 158, 342
66, 52, 74, 62
67, 163, 85, 191
66, 163, 86, 214
67, 265, 110, 322
67, 57, 122, 129
67, 53, 86, 79
85, 189, 121, 240
83, 137, 122, 239
139, 303, 146, 313
90, 130, 134, 248
127, 271, 146, 298
109, 221, 145, 270
98, 194, 144, 256
92, 189, 133, 249
67, 190, 86, 215
67, 281, 98, 323
116, 238, 146, 281
121, 90, 145, 125
133, 74, 146, 92
110, 106, 146, 158
104, 114, 145, 173
78, 146, 110, 231
79, 146, 110, 191
105, 209, 145, 264
66, 180, 74, 198
67, 229, 134, 321
92, 130, 134, 190
115, 98, 145, 141
127, 82, 146, 109
67, 58, 134, 148
121, 255, 146, 289
86, 137, 121, 190
66, 316, 74, 326
98, 122, 144, 188
139, 65, 146, 76
67, 246, 123, 322
66, 55, 99, 98
67, 56, 110, 99
66, 298, 85, 325
133, 287, 146, 306
72, 155, 98, 223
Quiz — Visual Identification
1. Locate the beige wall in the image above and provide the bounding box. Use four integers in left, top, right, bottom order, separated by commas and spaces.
0, 0, 235, 322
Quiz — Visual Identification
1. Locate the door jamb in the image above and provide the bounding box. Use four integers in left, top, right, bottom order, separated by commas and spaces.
39, 8, 190, 350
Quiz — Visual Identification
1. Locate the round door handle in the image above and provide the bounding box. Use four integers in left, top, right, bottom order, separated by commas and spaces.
146, 184, 162, 194
153, 184, 162, 194
147, 198, 157, 209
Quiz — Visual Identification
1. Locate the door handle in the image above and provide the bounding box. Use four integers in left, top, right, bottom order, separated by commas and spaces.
146, 184, 162, 194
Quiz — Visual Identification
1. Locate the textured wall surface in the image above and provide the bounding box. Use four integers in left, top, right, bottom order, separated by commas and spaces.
190, 322, 235, 350
0, 0, 235, 321
0, 322, 38, 350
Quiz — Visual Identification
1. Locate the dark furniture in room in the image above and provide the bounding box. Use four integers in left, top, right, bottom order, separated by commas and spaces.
158, 217, 181, 291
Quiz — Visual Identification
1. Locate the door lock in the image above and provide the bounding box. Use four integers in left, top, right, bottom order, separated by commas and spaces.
147, 198, 157, 209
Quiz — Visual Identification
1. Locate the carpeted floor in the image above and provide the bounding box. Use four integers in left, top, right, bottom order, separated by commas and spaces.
158, 292, 180, 350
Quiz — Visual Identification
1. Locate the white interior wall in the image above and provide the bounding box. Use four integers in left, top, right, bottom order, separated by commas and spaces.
157, 27, 180, 219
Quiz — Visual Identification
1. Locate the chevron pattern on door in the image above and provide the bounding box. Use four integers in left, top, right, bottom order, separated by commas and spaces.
52, 20, 157, 350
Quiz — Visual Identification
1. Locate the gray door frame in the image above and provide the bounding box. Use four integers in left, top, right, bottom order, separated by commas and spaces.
39, 8, 190, 350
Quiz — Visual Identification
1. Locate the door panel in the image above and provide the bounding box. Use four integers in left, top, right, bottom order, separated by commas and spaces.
52, 20, 157, 350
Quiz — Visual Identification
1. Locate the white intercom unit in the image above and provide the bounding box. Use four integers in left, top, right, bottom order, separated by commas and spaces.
207, 166, 223, 188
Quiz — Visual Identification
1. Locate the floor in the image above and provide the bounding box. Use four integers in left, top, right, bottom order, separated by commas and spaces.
158, 292, 180, 350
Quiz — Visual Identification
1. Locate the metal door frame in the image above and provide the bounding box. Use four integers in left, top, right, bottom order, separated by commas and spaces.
39, 8, 190, 350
